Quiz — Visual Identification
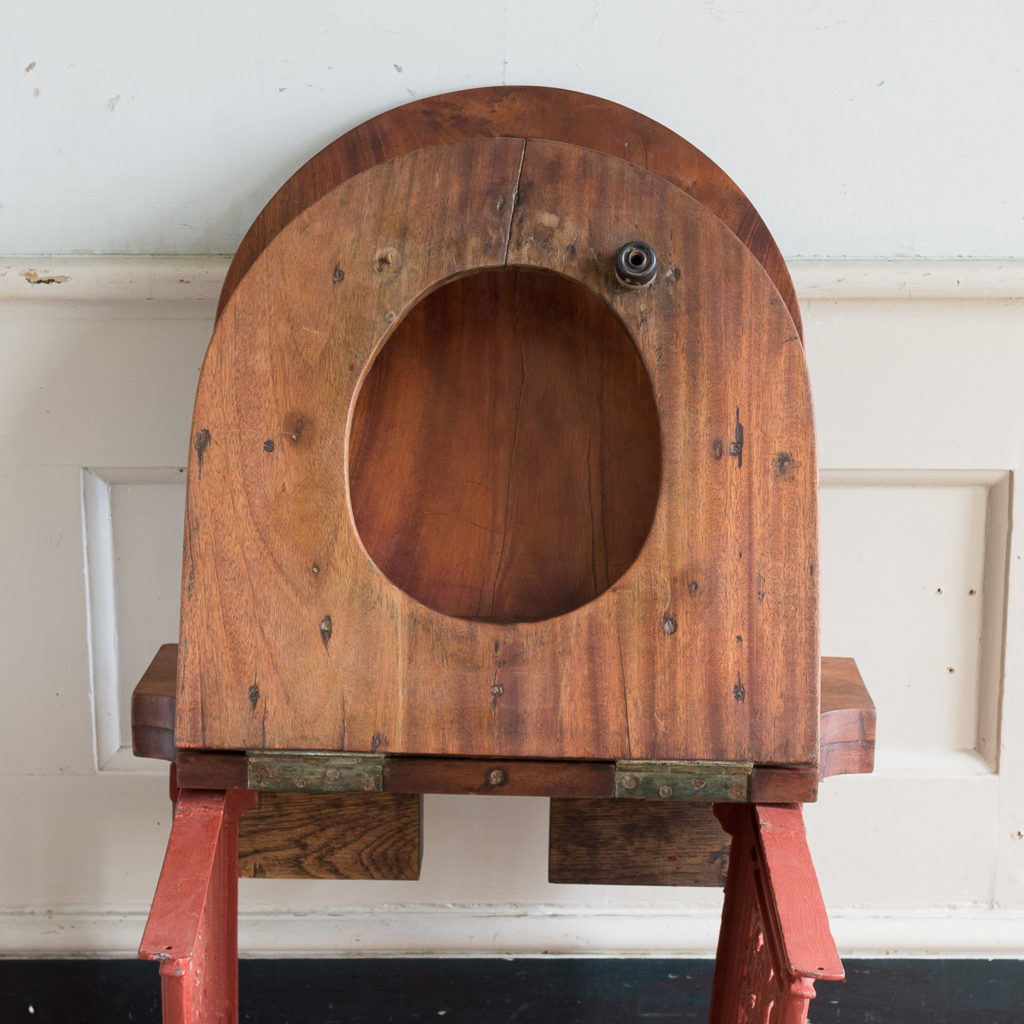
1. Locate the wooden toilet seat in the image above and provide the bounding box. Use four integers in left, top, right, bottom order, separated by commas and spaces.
177, 136, 817, 768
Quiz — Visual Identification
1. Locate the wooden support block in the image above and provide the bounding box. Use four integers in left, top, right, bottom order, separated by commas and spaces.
820, 657, 876, 779
238, 792, 422, 880
131, 644, 177, 762
548, 799, 729, 887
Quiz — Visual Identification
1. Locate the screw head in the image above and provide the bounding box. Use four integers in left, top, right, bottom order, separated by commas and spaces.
658, 785, 673, 799
324, 767, 340, 783
293, 776, 307, 789
361, 776, 377, 792
622, 775, 638, 791
487, 768, 508, 787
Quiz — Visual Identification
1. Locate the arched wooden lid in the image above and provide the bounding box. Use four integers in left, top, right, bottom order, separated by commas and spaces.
178, 137, 818, 767
217, 86, 801, 338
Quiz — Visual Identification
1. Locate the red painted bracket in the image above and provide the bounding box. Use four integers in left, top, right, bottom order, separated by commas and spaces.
710, 803, 843, 1023
139, 769, 255, 1023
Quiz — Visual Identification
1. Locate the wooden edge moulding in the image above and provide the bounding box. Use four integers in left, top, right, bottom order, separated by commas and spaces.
131, 87, 875, 1023
134, 644, 875, 802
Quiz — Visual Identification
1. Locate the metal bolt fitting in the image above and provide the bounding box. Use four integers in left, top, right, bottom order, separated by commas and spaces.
615, 241, 658, 288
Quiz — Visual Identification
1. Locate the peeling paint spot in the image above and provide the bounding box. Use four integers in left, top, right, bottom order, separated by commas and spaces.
107, 94, 121, 113
22, 270, 69, 286
394, 63, 403, 72
25, 61, 36, 74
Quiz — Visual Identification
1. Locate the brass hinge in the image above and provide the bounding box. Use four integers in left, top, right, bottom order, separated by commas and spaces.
247, 751, 385, 793
614, 760, 752, 802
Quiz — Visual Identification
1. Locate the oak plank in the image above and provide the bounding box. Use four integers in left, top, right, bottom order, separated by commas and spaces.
549, 799, 729, 886
238, 792, 421, 880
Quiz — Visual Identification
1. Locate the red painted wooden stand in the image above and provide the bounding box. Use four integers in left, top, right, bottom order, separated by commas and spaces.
131, 87, 874, 1023
139, 770, 256, 1023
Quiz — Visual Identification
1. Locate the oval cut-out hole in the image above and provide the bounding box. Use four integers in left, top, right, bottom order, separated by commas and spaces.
349, 268, 661, 623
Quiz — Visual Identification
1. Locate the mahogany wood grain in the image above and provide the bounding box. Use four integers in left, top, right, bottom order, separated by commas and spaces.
131, 644, 177, 761
238, 792, 421, 880
385, 757, 613, 798
819, 657, 876, 779
178, 138, 818, 766
749, 766, 818, 804
216, 87, 801, 339
134, 648, 870, 794
176, 750, 248, 790
548, 799, 728, 887
350, 268, 661, 621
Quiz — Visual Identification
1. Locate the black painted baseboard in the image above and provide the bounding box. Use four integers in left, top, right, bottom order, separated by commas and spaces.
1, 958, 1022, 1023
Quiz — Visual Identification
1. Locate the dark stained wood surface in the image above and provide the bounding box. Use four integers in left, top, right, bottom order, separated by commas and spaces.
131, 644, 178, 762
177, 137, 819, 766
385, 757, 613, 798
216, 86, 801, 339
238, 792, 421, 880
819, 657, 876, 779
548, 799, 729, 887
134, 648, 871, 798
350, 268, 661, 622
177, 750, 248, 789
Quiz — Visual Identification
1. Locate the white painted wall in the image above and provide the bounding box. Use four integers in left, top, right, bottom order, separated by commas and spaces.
5, 1, 1023, 260
2, 2, 1023, 958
